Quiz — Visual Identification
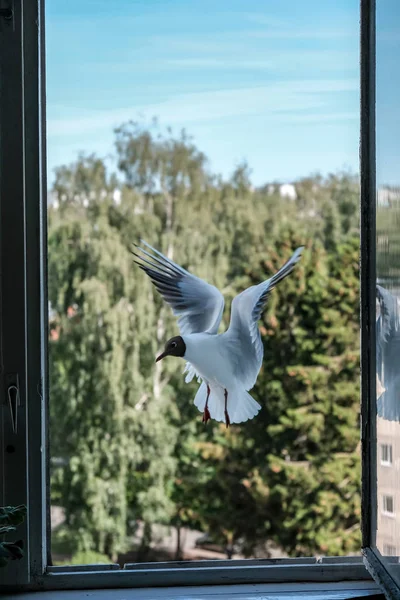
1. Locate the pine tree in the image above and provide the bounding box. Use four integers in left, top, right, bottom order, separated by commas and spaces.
185, 234, 360, 557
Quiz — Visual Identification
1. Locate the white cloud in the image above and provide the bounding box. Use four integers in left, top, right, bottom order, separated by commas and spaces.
245, 27, 354, 40
282, 111, 358, 124
166, 50, 354, 72
47, 78, 358, 138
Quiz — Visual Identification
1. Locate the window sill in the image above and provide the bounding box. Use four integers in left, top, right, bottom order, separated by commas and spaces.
3, 581, 382, 600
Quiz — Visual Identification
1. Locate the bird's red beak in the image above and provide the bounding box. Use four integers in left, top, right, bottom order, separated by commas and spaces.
156, 351, 168, 363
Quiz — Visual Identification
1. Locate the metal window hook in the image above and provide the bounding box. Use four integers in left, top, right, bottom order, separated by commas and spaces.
6, 376, 20, 434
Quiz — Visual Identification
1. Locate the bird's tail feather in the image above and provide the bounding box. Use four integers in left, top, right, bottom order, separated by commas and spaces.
194, 382, 261, 424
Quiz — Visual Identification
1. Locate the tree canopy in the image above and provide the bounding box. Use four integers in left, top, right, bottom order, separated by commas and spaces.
49, 121, 360, 562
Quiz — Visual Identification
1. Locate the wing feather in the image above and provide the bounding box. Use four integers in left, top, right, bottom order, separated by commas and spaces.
225, 247, 303, 389
133, 240, 225, 336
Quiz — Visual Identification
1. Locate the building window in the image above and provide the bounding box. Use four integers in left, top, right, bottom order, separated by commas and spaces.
382, 495, 395, 516
383, 544, 397, 557
381, 444, 393, 466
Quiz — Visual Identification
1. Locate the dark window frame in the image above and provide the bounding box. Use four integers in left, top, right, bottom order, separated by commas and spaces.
361, 0, 400, 597
0, 0, 390, 595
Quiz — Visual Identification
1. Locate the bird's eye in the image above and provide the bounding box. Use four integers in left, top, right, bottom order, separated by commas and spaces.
170, 341, 177, 349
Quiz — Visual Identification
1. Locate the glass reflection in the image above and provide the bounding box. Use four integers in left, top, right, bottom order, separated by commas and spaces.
375, 0, 400, 578
376, 283, 400, 422
376, 198, 400, 566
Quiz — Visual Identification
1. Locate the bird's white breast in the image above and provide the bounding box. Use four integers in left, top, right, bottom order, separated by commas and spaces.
183, 333, 235, 388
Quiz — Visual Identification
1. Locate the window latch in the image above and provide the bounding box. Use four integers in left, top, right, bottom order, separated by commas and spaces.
0, 1, 12, 21
0, 8, 12, 19
5, 374, 20, 434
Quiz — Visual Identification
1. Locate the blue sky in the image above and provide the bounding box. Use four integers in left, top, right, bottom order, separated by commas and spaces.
46, 0, 361, 187
376, 0, 400, 188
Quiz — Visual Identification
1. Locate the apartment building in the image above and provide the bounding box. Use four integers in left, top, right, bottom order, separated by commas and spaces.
377, 417, 400, 556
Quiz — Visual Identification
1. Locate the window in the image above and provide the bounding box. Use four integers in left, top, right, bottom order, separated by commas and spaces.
361, 0, 400, 595
46, 0, 363, 578
380, 444, 393, 466
383, 544, 397, 557
0, 0, 392, 598
382, 495, 395, 516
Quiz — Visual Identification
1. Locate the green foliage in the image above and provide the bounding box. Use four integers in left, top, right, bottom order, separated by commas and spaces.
57, 550, 111, 566
259, 236, 361, 555
0, 505, 26, 567
377, 190, 400, 284
49, 120, 360, 562
170, 237, 360, 557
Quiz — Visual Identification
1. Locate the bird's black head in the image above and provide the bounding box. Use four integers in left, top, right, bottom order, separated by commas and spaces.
156, 336, 186, 362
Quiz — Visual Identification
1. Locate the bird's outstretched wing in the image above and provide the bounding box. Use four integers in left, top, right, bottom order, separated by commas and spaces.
133, 240, 225, 336
225, 247, 303, 390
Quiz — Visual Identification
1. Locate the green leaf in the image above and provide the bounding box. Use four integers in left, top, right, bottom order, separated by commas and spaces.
0, 525, 16, 536
0, 505, 27, 527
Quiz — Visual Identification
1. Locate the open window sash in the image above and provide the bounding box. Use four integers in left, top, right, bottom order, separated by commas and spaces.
361, 0, 400, 598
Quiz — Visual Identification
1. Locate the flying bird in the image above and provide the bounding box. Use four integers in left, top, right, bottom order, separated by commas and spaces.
133, 241, 303, 427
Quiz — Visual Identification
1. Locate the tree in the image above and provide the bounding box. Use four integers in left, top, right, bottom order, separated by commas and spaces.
48, 121, 361, 561
377, 189, 400, 284
183, 234, 360, 557
49, 156, 177, 560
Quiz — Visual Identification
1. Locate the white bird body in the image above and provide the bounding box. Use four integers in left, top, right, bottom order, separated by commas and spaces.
184, 333, 235, 388
182, 333, 262, 424
134, 241, 303, 426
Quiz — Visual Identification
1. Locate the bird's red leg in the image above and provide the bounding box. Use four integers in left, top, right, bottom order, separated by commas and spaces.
224, 389, 230, 428
202, 384, 211, 424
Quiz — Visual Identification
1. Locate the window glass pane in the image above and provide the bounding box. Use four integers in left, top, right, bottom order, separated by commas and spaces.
383, 543, 397, 557
382, 495, 394, 515
380, 444, 393, 465
46, 1, 360, 566
376, 0, 400, 575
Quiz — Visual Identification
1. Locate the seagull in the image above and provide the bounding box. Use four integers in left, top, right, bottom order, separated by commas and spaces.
133, 241, 303, 427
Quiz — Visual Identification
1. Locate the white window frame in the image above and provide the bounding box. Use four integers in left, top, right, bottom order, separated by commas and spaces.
0, 0, 386, 596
